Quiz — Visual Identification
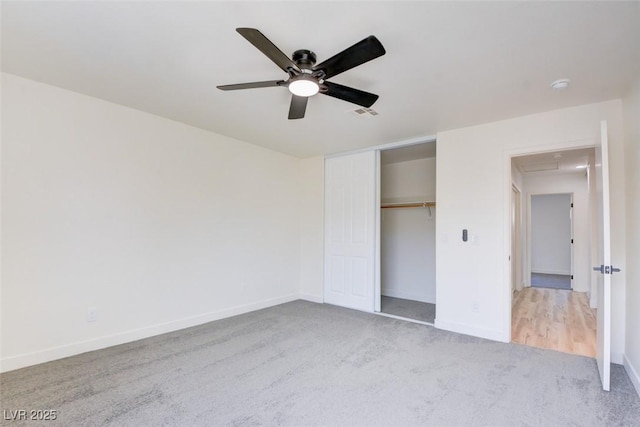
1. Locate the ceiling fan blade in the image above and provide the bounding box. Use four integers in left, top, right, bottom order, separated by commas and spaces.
321, 81, 379, 107
217, 80, 285, 91
288, 95, 308, 119
236, 28, 301, 74
313, 36, 385, 79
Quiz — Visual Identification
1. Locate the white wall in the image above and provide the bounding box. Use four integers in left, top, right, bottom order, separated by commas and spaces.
623, 72, 640, 394
0, 73, 304, 372
381, 157, 436, 203
298, 157, 325, 303
523, 173, 590, 294
530, 194, 572, 276
380, 158, 436, 303
435, 100, 626, 362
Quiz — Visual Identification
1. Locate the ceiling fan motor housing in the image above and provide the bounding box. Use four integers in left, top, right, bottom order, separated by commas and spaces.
292, 49, 317, 70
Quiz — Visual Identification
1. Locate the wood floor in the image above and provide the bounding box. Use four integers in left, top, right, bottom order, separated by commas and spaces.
511, 287, 597, 357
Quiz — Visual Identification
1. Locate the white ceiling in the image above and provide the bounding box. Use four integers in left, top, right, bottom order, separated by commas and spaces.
381, 142, 436, 165
2, 1, 639, 158
513, 147, 594, 176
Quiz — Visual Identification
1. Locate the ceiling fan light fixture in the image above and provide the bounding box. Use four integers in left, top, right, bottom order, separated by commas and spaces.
288, 76, 319, 97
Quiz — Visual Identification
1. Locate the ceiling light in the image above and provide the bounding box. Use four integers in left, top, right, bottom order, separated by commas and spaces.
288, 76, 319, 97
550, 78, 571, 90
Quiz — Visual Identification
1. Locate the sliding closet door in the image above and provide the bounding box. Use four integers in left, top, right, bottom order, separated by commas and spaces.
324, 151, 376, 312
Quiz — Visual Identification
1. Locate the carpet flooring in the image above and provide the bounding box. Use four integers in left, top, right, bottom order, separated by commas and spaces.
381, 295, 435, 323
2, 301, 639, 426
531, 272, 572, 290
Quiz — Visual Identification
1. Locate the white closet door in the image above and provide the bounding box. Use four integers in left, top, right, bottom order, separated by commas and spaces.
324, 151, 376, 312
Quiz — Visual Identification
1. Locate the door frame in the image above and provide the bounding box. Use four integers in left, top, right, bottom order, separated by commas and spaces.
324, 136, 437, 313
374, 150, 382, 312
503, 137, 597, 341
373, 138, 437, 314
511, 183, 523, 293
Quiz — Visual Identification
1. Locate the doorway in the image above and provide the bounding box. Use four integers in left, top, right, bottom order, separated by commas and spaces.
377, 142, 436, 324
510, 148, 597, 358
530, 193, 573, 290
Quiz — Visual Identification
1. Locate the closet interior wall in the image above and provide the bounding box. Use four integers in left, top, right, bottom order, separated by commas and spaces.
380, 154, 437, 304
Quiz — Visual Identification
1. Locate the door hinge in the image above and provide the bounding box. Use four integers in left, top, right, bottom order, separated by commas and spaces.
571, 203, 574, 208
571, 239, 574, 244
571, 275, 574, 280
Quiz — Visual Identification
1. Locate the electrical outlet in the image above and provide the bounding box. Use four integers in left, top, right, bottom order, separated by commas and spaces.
87, 307, 97, 322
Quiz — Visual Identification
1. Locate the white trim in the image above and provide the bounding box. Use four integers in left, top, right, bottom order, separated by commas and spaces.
0, 293, 300, 373
325, 135, 437, 159
298, 293, 323, 304
374, 150, 382, 312
435, 318, 508, 342
375, 311, 433, 326
511, 183, 524, 292
624, 354, 640, 397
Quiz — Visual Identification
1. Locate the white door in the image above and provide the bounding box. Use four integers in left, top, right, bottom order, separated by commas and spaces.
594, 120, 614, 391
324, 151, 376, 312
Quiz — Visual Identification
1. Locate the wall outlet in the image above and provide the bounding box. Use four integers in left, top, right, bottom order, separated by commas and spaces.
87, 307, 97, 322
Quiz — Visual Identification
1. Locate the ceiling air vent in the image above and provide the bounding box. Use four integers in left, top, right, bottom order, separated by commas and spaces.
351, 107, 379, 118
522, 162, 559, 173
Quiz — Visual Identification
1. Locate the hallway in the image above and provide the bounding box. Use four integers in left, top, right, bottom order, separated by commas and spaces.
512, 287, 596, 357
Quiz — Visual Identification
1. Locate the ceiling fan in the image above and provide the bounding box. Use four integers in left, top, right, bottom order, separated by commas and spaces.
217, 28, 386, 120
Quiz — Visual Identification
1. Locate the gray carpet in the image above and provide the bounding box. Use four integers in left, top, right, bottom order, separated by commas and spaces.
532, 272, 572, 290
381, 295, 435, 323
2, 301, 639, 426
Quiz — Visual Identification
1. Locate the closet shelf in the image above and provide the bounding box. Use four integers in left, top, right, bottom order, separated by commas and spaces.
381, 201, 435, 209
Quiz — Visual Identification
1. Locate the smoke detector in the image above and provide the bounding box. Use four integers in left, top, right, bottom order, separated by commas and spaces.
551, 78, 571, 90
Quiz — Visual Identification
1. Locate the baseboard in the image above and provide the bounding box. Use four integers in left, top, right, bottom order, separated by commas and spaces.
298, 293, 323, 303
624, 354, 640, 397
381, 289, 435, 304
434, 318, 508, 343
0, 293, 300, 373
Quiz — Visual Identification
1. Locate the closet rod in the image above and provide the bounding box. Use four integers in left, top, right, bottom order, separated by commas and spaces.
381, 202, 436, 209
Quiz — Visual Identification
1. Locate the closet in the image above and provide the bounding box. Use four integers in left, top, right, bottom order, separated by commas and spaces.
379, 142, 436, 323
